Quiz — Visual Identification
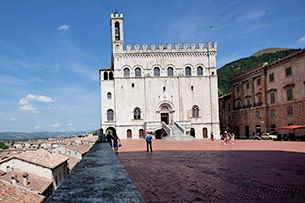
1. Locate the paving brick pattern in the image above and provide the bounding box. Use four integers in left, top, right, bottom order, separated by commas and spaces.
118, 140, 305, 202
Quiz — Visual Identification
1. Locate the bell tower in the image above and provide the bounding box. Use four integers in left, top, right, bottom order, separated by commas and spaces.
110, 10, 124, 52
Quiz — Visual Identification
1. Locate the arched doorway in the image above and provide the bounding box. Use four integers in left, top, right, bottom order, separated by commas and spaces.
190, 128, 195, 137
139, 129, 144, 138
127, 129, 132, 138
202, 128, 208, 138
106, 127, 116, 137
158, 102, 174, 124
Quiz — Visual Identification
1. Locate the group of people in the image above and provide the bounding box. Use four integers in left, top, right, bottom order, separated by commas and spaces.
106, 131, 154, 153
222, 131, 235, 145
106, 132, 121, 154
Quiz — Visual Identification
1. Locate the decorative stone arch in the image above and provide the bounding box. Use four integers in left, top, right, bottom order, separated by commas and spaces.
195, 63, 206, 76
132, 65, 143, 77
122, 65, 132, 78
165, 64, 176, 77
156, 101, 175, 125
152, 64, 161, 77
183, 64, 194, 76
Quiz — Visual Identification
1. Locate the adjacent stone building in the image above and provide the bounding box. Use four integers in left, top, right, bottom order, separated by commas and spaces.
220, 49, 305, 139
99, 11, 220, 139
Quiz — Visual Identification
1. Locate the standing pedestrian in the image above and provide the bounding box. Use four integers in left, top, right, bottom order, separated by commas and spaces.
223, 131, 228, 145
231, 133, 235, 144
145, 131, 153, 152
210, 132, 214, 144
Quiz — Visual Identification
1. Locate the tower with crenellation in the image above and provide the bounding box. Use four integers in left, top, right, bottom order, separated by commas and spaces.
100, 11, 220, 140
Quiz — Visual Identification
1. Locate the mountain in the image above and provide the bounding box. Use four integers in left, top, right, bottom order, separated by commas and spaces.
217, 48, 301, 96
0, 131, 88, 141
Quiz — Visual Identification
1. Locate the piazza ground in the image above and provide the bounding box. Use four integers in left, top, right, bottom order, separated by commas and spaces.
117, 139, 305, 203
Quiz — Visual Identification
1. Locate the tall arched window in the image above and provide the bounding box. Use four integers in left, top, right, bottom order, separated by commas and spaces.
109, 71, 114, 80
197, 66, 203, 76
185, 67, 191, 76
107, 92, 112, 99
135, 68, 141, 77
124, 68, 130, 77
154, 67, 160, 77
192, 105, 199, 118
134, 107, 141, 119
115, 22, 120, 40
167, 67, 173, 77
103, 72, 108, 80
107, 109, 114, 121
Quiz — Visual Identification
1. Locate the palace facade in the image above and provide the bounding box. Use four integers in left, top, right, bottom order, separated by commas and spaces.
99, 11, 220, 139
219, 49, 305, 139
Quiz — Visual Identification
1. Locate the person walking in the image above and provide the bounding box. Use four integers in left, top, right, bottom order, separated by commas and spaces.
112, 134, 121, 154
210, 132, 214, 144
106, 131, 113, 147
145, 131, 153, 152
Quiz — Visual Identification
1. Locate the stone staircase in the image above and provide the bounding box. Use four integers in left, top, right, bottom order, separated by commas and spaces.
162, 124, 196, 140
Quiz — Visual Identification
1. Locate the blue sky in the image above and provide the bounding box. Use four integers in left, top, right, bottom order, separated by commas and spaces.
1, 0, 305, 132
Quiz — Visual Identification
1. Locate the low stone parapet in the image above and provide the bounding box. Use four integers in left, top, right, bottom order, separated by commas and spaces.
46, 143, 144, 203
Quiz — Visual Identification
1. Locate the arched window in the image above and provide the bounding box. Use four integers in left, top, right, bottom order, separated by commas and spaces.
154, 67, 160, 77
115, 22, 120, 40
167, 67, 173, 77
192, 105, 199, 118
107, 109, 114, 121
107, 92, 112, 99
185, 67, 191, 76
197, 66, 203, 76
135, 68, 141, 77
124, 68, 130, 77
134, 107, 141, 120
109, 71, 114, 80
103, 72, 108, 80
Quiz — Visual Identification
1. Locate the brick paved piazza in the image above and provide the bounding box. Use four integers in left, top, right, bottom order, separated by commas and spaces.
117, 140, 305, 203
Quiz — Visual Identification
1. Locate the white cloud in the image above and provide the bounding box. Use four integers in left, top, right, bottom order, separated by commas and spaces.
18, 94, 55, 113
297, 35, 305, 44
7, 117, 16, 121
34, 125, 40, 129
48, 123, 61, 128
58, 24, 70, 32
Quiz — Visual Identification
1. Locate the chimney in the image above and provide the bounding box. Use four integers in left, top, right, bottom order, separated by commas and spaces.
23, 173, 29, 186
11, 175, 17, 185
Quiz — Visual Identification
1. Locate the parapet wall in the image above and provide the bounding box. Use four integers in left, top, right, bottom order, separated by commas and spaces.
46, 142, 144, 203
124, 42, 217, 53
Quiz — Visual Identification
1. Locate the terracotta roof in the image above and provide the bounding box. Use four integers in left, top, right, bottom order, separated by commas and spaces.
0, 180, 45, 203
0, 169, 53, 194
14, 149, 69, 169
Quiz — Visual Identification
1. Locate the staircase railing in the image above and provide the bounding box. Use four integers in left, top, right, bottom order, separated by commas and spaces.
162, 121, 172, 136
174, 121, 191, 135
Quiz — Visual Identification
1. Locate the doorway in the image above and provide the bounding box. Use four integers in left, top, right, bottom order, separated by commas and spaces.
245, 126, 249, 139
161, 113, 169, 124
202, 128, 207, 138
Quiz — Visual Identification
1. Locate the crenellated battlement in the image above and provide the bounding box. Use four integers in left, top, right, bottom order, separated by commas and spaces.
111, 12, 123, 18
123, 42, 217, 53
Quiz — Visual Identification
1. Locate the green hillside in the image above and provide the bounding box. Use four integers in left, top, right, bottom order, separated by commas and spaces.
217, 48, 301, 96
